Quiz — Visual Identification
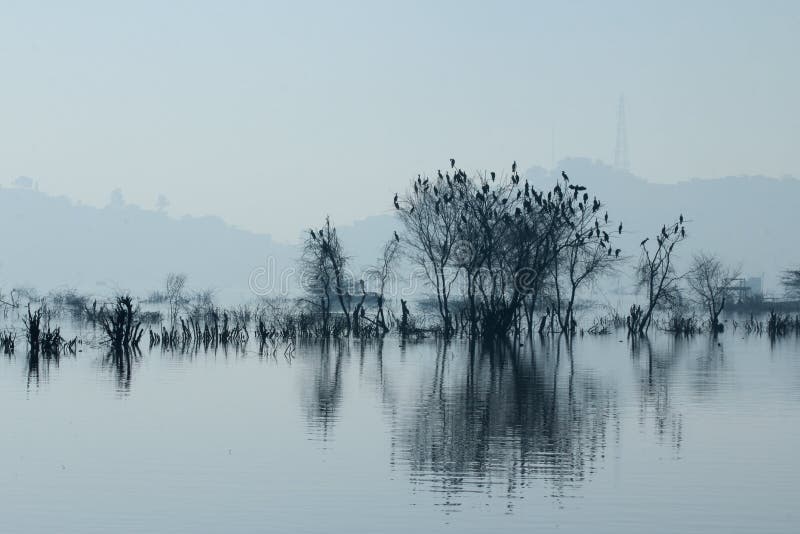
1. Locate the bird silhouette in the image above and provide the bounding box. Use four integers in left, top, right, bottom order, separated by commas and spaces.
310, 229, 317, 240
394, 231, 400, 242
640, 238, 649, 247
562, 171, 569, 181
615, 248, 621, 258
681, 227, 685, 238
393, 194, 399, 210
604, 211, 608, 223
450, 158, 455, 168
490, 171, 496, 181
512, 160, 517, 173
618, 222, 623, 234
679, 214, 684, 224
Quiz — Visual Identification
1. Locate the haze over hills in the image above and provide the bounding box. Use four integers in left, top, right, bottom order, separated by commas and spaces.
1, 158, 798, 300
0, 187, 296, 302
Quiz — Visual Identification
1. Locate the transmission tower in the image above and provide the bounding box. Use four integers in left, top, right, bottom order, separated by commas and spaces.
614, 95, 629, 171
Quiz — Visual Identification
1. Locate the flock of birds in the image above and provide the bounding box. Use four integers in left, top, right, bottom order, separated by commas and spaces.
639, 213, 686, 251
388, 160, 625, 261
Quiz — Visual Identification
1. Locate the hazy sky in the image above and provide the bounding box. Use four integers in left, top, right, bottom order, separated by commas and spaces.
1, 1, 798, 241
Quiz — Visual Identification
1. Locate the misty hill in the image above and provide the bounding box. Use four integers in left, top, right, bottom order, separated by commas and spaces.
2, 159, 798, 300
523, 158, 800, 294
338, 159, 800, 296
0, 187, 297, 302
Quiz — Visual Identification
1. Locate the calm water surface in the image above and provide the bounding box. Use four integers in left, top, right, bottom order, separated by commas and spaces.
1, 329, 799, 533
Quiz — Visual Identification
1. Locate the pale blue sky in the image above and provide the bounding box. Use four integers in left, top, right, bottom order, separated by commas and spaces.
1, 0, 797, 241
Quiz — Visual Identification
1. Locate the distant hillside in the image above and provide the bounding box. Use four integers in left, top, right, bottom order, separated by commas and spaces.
332, 159, 800, 296
0, 187, 296, 302
2, 160, 798, 300
523, 158, 800, 294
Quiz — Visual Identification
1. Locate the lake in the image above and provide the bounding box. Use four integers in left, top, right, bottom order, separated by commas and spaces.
1, 329, 799, 533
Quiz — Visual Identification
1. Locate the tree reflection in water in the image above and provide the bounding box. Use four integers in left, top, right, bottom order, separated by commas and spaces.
300, 336, 618, 508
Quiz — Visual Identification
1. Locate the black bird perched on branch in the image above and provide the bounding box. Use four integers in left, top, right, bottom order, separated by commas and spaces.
640, 238, 649, 247
450, 158, 455, 168
512, 160, 517, 173
310, 229, 317, 241
562, 171, 569, 182
618, 222, 623, 234
681, 227, 685, 238
680, 214, 684, 224
615, 248, 621, 258
490, 171, 496, 181
394, 231, 400, 242
604, 211, 608, 223
393, 194, 399, 210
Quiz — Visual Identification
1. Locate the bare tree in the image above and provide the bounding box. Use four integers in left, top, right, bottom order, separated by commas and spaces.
551, 191, 621, 335
301, 217, 352, 333
165, 273, 188, 325
395, 160, 618, 338
687, 252, 740, 332
634, 217, 688, 334
781, 268, 800, 299
396, 172, 462, 334
366, 238, 400, 333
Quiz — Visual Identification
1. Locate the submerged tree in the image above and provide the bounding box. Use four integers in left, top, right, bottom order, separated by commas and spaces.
301, 217, 352, 333
396, 172, 461, 334
165, 272, 188, 326
100, 296, 144, 351
550, 194, 621, 335
686, 252, 739, 333
365, 237, 400, 333
395, 160, 619, 337
634, 216, 688, 334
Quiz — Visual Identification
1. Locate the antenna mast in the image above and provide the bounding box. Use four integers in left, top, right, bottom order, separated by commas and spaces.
614, 95, 630, 171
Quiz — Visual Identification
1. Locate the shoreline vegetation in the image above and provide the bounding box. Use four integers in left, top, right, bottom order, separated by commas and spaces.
2, 162, 800, 360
